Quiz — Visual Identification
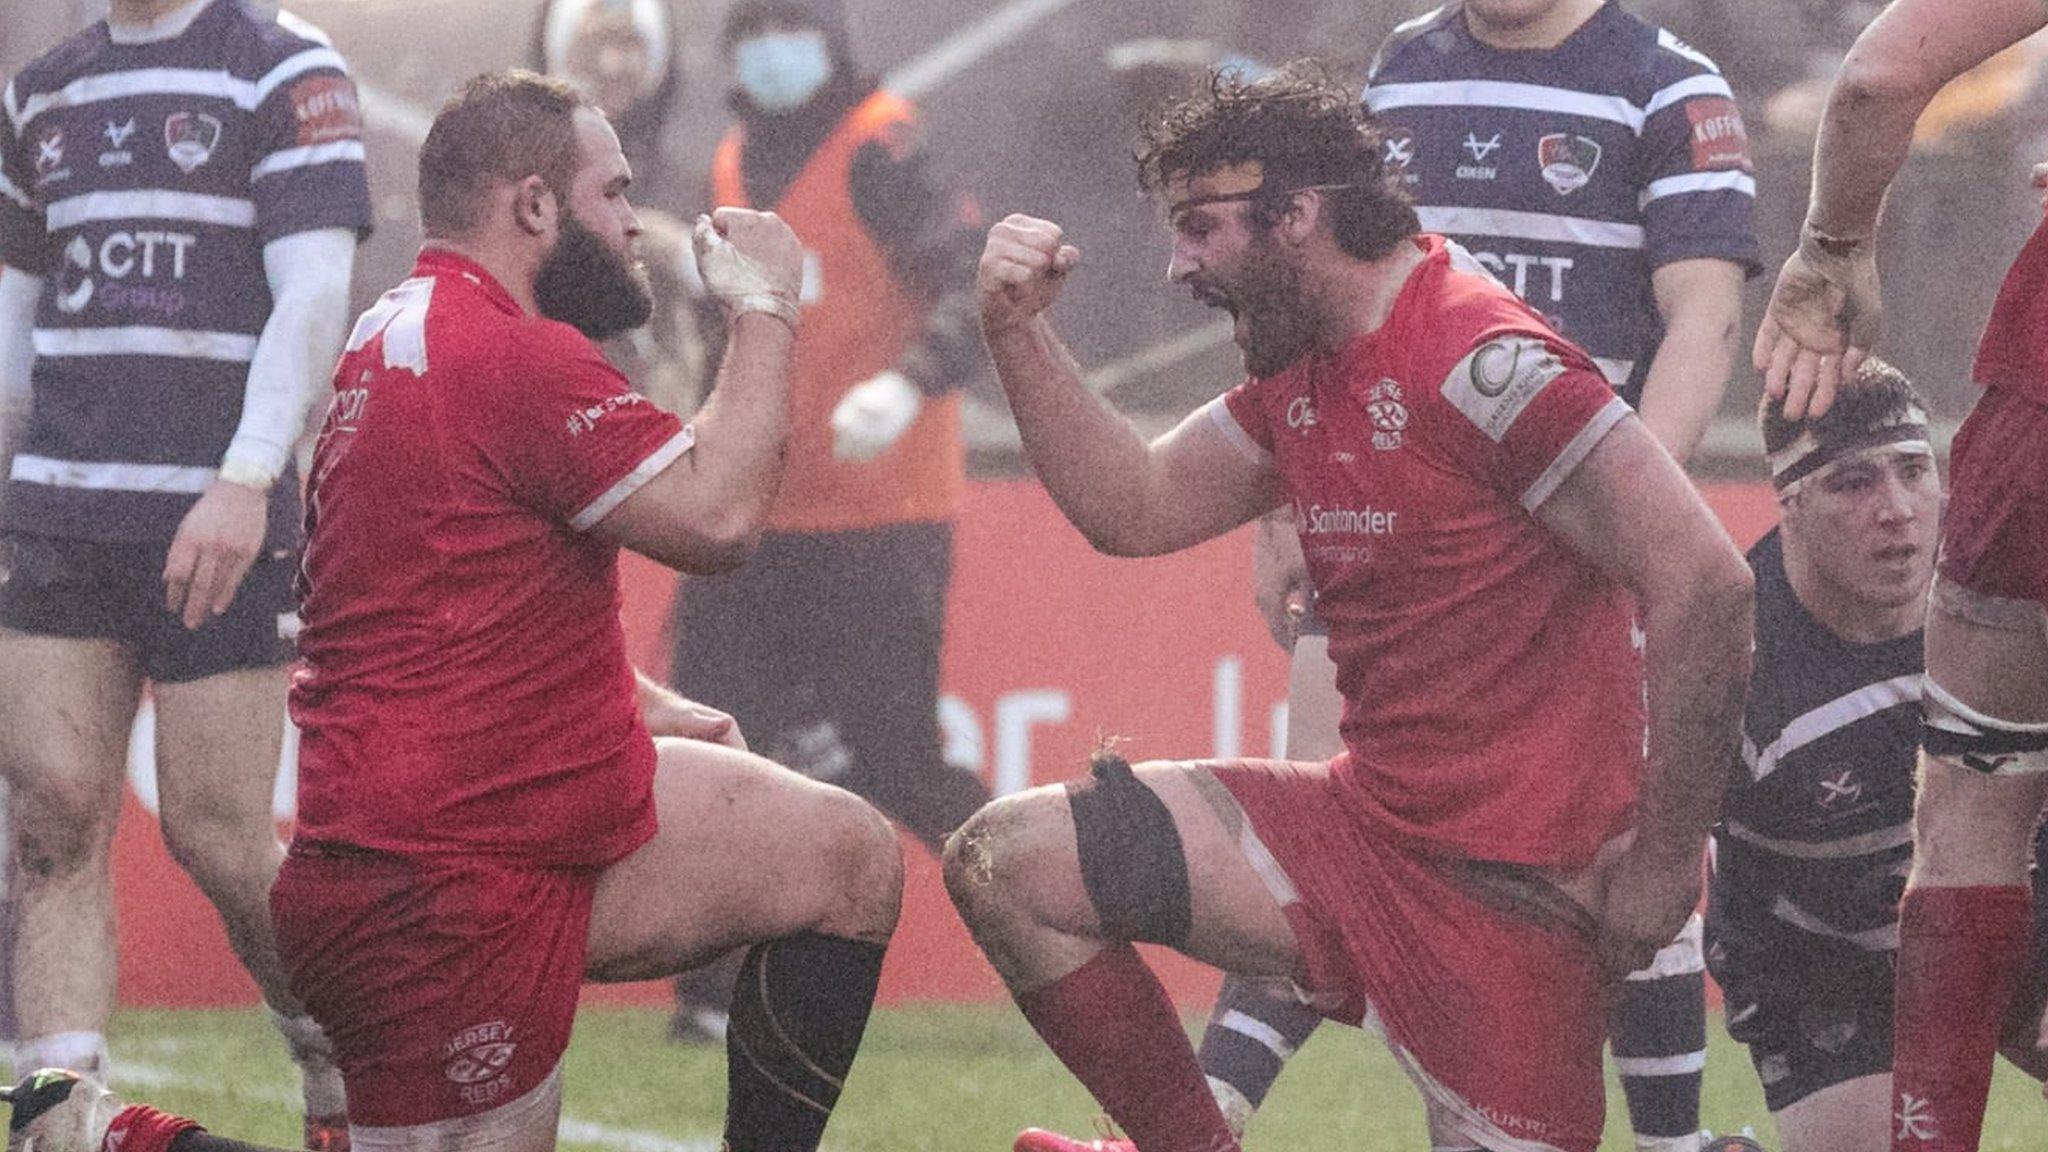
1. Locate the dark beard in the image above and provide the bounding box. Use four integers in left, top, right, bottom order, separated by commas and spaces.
533, 211, 654, 340
1235, 244, 1314, 378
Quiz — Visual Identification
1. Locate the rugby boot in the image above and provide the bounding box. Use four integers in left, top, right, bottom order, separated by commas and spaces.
1013, 1122, 1135, 1152
302, 1114, 349, 1152
5, 1070, 123, 1152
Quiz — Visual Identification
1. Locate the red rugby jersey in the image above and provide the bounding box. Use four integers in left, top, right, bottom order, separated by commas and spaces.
1214, 235, 1644, 867
289, 249, 691, 867
1972, 214, 2048, 405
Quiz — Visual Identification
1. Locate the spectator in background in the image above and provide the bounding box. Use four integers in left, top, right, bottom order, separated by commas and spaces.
666, 0, 990, 1039
1024, 7, 1758, 1152
0, 0, 367, 1146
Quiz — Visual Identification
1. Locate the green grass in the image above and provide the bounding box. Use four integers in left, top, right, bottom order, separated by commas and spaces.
103, 1005, 2048, 1151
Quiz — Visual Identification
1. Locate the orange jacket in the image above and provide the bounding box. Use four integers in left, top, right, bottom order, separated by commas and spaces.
712, 91, 964, 533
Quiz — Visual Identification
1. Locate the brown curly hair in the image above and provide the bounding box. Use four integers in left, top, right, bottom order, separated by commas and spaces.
1135, 61, 1418, 261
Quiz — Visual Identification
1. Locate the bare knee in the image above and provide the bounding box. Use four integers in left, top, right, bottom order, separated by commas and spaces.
942, 793, 1047, 932
158, 801, 280, 899
10, 768, 120, 882
811, 790, 903, 944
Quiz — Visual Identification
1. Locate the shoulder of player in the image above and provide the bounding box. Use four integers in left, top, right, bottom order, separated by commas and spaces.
1365, 3, 1460, 82
5, 23, 108, 111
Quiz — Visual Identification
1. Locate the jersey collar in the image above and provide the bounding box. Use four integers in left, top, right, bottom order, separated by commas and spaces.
414, 247, 525, 318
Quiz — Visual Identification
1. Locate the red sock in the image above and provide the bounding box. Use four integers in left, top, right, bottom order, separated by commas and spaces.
1015, 947, 1240, 1152
102, 1106, 204, 1152
1891, 886, 2033, 1152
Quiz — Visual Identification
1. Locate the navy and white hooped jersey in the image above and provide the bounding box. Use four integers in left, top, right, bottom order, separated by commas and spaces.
1707, 530, 1920, 968
1364, 2, 1758, 407
0, 0, 370, 545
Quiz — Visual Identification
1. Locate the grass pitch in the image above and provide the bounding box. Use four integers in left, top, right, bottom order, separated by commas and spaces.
104, 1005, 2048, 1151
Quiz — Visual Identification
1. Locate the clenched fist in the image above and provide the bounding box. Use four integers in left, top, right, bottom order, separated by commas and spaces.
694, 206, 804, 327
978, 214, 1081, 335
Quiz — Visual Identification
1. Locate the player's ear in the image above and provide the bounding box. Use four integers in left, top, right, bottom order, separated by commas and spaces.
1278, 190, 1320, 246
513, 174, 557, 238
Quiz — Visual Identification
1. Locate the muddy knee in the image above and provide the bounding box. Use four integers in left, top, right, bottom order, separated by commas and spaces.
815, 790, 903, 942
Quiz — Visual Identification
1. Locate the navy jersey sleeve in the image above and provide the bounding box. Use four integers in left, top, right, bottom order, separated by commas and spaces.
247, 40, 372, 244
0, 78, 54, 275
1636, 32, 1760, 275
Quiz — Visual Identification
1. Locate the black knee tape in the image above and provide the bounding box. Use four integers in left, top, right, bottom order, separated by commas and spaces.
1065, 753, 1193, 948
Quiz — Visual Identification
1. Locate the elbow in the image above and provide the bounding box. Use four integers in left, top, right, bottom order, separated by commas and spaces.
1832, 49, 1940, 115
1695, 548, 1756, 644
671, 506, 765, 574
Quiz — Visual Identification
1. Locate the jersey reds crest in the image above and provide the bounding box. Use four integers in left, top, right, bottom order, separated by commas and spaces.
1536, 133, 1601, 195
163, 111, 221, 173
1364, 378, 1408, 451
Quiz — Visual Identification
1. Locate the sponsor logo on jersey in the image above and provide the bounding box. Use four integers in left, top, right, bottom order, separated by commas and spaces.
1816, 769, 1861, 808
1686, 97, 1752, 171
99, 117, 137, 167
1442, 336, 1565, 441
1298, 503, 1400, 536
1894, 1093, 1938, 1143
1467, 250, 1574, 304
1456, 131, 1501, 181
54, 229, 198, 316
1285, 395, 1318, 432
1382, 128, 1416, 170
1363, 377, 1408, 451
34, 127, 69, 184
565, 391, 647, 436
1536, 133, 1601, 195
164, 112, 222, 173
289, 74, 363, 146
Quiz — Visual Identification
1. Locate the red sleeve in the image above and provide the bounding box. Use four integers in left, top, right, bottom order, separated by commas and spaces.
480, 325, 692, 530
1431, 331, 1631, 510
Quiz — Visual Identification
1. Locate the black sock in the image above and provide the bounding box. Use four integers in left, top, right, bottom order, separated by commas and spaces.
1610, 969, 1706, 1141
723, 933, 887, 1152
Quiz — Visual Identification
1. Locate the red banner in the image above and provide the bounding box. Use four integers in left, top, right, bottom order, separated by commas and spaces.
106, 480, 1782, 1007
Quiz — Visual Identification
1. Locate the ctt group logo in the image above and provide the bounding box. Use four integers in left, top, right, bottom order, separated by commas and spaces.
54, 229, 198, 316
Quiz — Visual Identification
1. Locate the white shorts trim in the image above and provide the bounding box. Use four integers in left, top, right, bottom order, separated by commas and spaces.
1623, 911, 1703, 981
1931, 573, 2048, 639
349, 1063, 562, 1152
1365, 1001, 1573, 1152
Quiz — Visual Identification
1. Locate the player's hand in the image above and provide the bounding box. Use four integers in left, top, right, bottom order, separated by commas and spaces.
163, 479, 267, 631
1251, 512, 1312, 652
978, 214, 1080, 335
1591, 838, 1703, 979
831, 370, 923, 461
640, 684, 747, 750
694, 207, 803, 324
1752, 233, 1880, 421
2032, 161, 2048, 215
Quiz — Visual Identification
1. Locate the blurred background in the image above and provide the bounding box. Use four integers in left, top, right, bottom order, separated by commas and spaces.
10, 0, 2047, 477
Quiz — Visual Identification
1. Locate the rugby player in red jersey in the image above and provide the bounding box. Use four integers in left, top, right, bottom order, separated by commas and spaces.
944, 65, 1753, 1152
1754, 2, 2048, 1149
6, 69, 903, 1152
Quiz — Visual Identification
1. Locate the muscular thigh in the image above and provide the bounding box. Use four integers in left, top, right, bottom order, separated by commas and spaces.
1914, 598, 2048, 885
584, 737, 894, 982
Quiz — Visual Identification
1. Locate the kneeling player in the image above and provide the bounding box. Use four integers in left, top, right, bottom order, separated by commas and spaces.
950, 65, 1753, 1152
1707, 363, 2048, 1152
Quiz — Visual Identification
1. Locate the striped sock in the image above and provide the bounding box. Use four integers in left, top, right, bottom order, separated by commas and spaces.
1194, 974, 1323, 1137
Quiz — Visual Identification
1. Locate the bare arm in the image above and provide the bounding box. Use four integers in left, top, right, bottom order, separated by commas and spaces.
1636, 258, 1743, 466
634, 669, 745, 748
591, 208, 803, 573
1536, 413, 1753, 972
980, 215, 1280, 556
0, 266, 38, 494
1756, 0, 2048, 417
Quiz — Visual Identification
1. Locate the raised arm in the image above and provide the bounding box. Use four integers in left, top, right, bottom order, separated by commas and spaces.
1755, 0, 2048, 418
590, 207, 804, 572
1535, 413, 1753, 974
979, 214, 1280, 556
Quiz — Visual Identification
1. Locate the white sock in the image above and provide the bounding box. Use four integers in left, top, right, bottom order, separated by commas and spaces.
272, 1012, 348, 1117
1636, 1131, 1706, 1152
12, 1031, 110, 1079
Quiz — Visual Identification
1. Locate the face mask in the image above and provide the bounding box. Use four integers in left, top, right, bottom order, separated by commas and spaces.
733, 30, 832, 112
